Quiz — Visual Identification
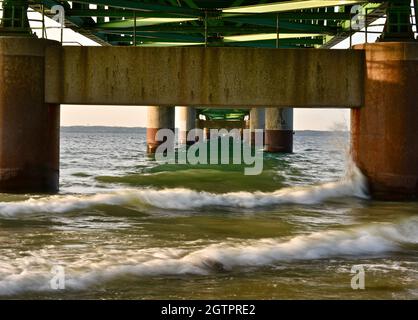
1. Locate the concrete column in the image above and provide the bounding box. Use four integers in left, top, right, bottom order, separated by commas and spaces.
203, 127, 211, 141
146, 106, 175, 153
177, 106, 196, 145
351, 42, 418, 200
0, 37, 60, 193
264, 107, 293, 153
248, 108, 265, 145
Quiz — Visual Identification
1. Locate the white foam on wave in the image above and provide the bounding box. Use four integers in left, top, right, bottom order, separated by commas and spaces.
0, 163, 368, 217
1, 216, 417, 296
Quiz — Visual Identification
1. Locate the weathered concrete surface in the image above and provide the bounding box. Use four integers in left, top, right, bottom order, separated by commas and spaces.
245, 108, 265, 145
146, 106, 175, 153
197, 120, 247, 130
249, 108, 265, 130
351, 42, 418, 200
47, 46, 364, 108
265, 107, 293, 153
197, 119, 247, 141
0, 37, 60, 192
178, 106, 196, 145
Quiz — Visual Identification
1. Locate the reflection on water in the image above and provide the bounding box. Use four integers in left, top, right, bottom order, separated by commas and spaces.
0, 128, 417, 299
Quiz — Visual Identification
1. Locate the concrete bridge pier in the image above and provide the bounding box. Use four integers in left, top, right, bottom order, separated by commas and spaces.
264, 107, 293, 153
146, 106, 175, 153
177, 106, 196, 145
351, 42, 418, 200
0, 37, 60, 193
247, 108, 265, 145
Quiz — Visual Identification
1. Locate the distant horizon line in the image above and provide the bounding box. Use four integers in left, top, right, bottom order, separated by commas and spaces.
60, 125, 348, 132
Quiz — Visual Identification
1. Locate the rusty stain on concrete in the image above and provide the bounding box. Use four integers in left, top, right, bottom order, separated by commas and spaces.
45, 46, 364, 108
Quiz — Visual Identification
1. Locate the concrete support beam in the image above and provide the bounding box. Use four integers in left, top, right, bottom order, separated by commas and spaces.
146, 106, 175, 153
0, 37, 60, 192
265, 107, 293, 153
49, 47, 364, 108
177, 106, 196, 145
197, 119, 247, 141
197, 119, 247, 130
351, 42, 418, 200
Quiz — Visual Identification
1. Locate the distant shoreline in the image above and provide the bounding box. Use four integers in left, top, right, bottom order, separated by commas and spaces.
60, 126, 348, 133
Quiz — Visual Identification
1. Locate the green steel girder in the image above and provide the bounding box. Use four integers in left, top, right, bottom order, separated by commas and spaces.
98, 30, 205, 42
231, 0, 246, 6
67, 9, 199, 18
94, 16, 337, 34
106, 33, 322, 47
95, 18, 198, 29
58, 3, 357, 23
198, 109, 250, 121
222, 11, 353, 20
71, 0, 201, 16
182, 0, 199, 9
89, 24, 334, 35
220, 17, 338, 32
224, 37, 324, 47
109, 38, 203, 45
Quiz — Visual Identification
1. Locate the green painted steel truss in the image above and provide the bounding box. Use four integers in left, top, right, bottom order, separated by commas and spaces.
198, 108, 250, 121
21, 0, 388, 48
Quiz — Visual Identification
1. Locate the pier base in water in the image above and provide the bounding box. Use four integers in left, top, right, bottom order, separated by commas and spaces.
351, 42, 418, 200
146, 106, 175, 153
0, 37, 60, 193
264, 107, 293, 153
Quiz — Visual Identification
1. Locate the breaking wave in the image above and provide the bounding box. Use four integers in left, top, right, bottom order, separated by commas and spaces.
0, 164, 368, 217
0, 215, 417, 296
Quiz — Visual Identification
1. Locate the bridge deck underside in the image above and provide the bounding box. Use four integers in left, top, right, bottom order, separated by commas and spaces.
1, 1, 388, 117
26, 0, 384, 49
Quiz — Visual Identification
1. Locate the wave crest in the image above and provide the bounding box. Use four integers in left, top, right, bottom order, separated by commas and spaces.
0, 164, 368, 217
1, 216, 417, 296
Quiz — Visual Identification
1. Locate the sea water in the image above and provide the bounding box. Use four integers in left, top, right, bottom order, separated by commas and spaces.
0, 128, 417, 299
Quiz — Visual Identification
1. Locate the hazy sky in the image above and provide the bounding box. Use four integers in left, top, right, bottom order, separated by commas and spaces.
28, 8, 385, 130
60, 106, 350, 130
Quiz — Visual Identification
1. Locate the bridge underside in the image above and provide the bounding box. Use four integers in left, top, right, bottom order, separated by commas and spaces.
20, 0, 385, 49
0, 1, 410, 115
44, 44, 364, 107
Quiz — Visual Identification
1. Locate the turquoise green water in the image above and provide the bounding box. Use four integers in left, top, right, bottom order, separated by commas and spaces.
0, 128, 417, 299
